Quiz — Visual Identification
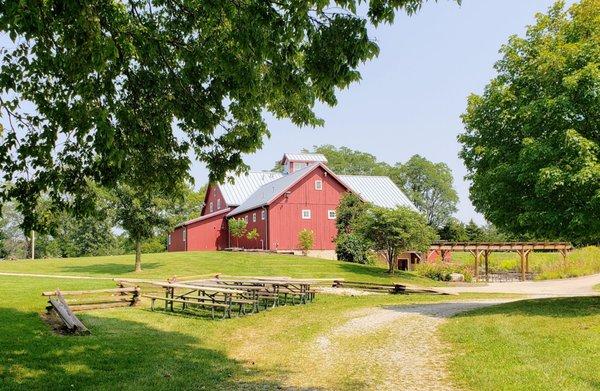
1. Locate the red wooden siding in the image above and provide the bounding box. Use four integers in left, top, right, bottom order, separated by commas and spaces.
168, 226, 187, 252
186, 211, 229, 251
229, 206, 269, 249
268, 167, 346, 250
202, 185, 227, 215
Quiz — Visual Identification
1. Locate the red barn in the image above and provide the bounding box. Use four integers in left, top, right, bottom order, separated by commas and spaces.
168, 153, 416, 259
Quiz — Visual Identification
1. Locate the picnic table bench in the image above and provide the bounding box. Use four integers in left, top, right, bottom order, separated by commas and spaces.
149, 282, 249, 318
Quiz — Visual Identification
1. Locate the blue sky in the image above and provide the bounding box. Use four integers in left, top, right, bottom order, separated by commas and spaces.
190, 0, 572, 224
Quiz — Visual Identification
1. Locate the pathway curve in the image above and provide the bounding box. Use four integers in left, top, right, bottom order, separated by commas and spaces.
437, 272, 600, 296
310, 273, 600, 390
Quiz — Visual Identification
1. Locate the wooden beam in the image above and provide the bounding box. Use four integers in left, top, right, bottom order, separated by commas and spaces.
484, 250, 489, 282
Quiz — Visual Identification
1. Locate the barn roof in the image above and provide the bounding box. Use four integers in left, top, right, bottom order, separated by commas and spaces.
280, 153, 328, 164
227, 164, 330, 217
176, 208, 230, 228
219, 171, 283, 206
338, 175, 417, 210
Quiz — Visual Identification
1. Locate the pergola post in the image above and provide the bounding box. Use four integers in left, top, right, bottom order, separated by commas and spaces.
470, 249, 483, 282
517, 249, 531, 281
484, 250, 489, 282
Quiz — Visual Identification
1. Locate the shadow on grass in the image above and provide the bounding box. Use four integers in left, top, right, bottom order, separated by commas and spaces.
0, 308, 320, 390
452, 296, 600, 319
60, 262, 161, 275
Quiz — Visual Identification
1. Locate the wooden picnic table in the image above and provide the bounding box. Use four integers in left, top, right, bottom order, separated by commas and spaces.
149, 282, 247, 318
210, 278, 315, 304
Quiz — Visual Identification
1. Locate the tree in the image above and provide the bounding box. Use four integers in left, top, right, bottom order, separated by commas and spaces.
389, 155, 459, 228
358, 206, 437, 273
465, 220, 484, 242
109, 184, 171, 272
228, 218, 248, 248
459, 0, 600, 243
438, 218, 468, 242
336, 193, 368, 233
335, 192, 371, 263
310, 145, 391, 175
0, 1, 448, 235
246, 228, 260, 248
298, 229, 314, 256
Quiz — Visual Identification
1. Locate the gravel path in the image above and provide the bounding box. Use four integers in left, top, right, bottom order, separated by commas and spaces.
437, 272, 600, 297
314, 299, 513, 391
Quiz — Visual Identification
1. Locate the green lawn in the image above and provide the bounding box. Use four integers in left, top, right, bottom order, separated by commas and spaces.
440, 297, 600, 391
451, 246, 600, 280
0, 250, 438, 286
0, 275, 497, 390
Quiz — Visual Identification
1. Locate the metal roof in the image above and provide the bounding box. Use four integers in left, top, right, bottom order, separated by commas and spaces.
338, 175, 417, 210
219, 171, 283, 206
280, 153, 328, 164
176, 208, 230, 228
227, 164, 316, 217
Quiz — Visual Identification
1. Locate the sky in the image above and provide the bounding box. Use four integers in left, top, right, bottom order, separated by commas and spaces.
189, 0, 572, 225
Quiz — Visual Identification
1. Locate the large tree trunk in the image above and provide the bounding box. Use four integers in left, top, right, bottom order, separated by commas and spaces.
134, 240, 142, 272
387, 250, 395, 274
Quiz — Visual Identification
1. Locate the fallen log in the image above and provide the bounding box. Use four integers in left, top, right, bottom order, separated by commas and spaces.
47, 289, 90, 334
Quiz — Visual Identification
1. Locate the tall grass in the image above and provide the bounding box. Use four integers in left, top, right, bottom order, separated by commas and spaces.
451, 246, 600, 280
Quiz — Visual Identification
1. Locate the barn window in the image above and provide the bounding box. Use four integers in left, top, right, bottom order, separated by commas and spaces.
209, 202, 214, 213
261, 210, 266, 220
182, 229, 186, 242
301, 209, 311, 219
328, 210, 337, 220
217, 199, 221, 209
315, 180, 323, 190
168, 235, 172, 245
252, 213, 256, 222
245, 215, 248, 222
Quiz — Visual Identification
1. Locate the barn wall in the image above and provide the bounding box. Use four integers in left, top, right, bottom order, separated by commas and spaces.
202, 185, 227, 215
268, 167, 346, 250
186, 212, 229, 251
168, 226, 187, 252
228, 207, 269, 249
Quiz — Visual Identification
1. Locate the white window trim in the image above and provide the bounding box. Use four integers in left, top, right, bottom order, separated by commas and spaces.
252, 213, 256, 222
217, 199, 221, 210
315, 180, 323, 190
168, 235, 172, 245
261, 210, 266, 220
244, 215, 248, 222
328, 210, 336, 220
301, 209, 311, 219
209, 202, 214, 213
182, 229, 186, 242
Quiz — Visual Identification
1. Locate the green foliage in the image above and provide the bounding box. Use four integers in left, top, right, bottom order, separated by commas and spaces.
0, 1, 444, 234
311, 145, 391, 175
228, 218, 248, 247
389, 155, 459, 228
414, 262, 473, 282
465, 220, 484, 242
335, 232, 373, 264
246, 228, 259, 242
336, 192, 367, 233
438, 218, 468, 242
358, 206, 437, 272
459, 0, 600, 244
298, 229, 315, 255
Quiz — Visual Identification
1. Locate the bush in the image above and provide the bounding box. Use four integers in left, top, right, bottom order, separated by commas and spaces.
298, 229, 314, 255
415, 262, 473, 282
335, 232, 373, 264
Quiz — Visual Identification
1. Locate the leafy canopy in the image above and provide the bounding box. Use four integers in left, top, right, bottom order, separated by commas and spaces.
0, 0, 452, 233
358, 205, 436, 272
459, 0, 600, 244
389, 155, 458, 228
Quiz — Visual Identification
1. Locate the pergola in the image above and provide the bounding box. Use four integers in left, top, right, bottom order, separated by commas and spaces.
427, 242, 573, 281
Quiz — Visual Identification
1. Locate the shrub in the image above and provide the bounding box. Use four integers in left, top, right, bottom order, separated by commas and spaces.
415, 262, 473, 282
298, 229, 314, 255
335, 232, 373, 264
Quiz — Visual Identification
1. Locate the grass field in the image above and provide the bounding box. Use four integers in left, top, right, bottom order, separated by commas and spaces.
452, 246, 600, 280
0, 274, 500, 390
0, 251, 438, 286
440, 297, 600, 391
